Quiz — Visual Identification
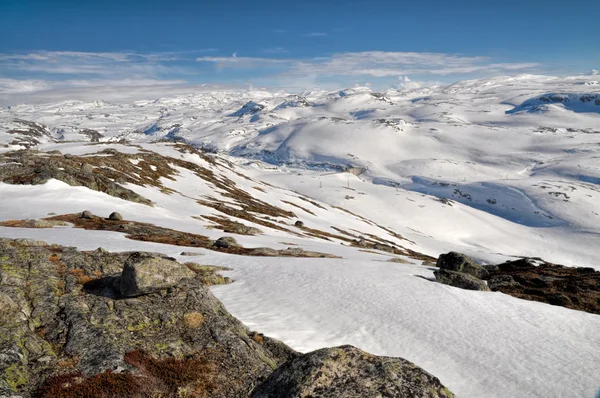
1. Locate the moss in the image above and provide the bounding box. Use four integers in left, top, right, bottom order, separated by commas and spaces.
5, 363, 29, 391
127, 322, 150, 332
155, 343, 169, 351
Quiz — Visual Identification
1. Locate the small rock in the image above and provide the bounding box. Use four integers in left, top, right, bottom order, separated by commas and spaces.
497, 258, 536, 272
437, 252, 490, 279
64, 154, 73, 159
373, 243, 394, 253
180, 251, 203, 256
294, 220, 304, 227
250, 247, 278, 256
434, 269, 490, 291
108, 212, 123, 221
80, 163, 94, 174
214, 236, 240, 249
356, 238, 369, 247
119, 252, 196, 297
81, 210, 93, 219
224, 221, 262, 235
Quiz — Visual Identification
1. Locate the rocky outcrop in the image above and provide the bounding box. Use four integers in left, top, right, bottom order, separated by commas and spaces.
489, 259, 600, 315
437, 252, 489, 279
251, 345, 455, 398
433, 253, 600, 315
0, 238, 455, 397
434, 269, 490, 291
0, 150, 152, 205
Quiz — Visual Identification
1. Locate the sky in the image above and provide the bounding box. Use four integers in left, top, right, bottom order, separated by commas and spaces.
1, 0, 599, 96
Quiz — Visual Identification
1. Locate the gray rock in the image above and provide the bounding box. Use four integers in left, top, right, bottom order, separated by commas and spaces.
80, 210, 93, 219
252, 345, 455, 398
437, 252, 490, 279
224, 221, 262, 235
250, 247, 278, 256
434, 269, 490, 291
80, 163, 94, 174
488, 275, 521, 290
119, 252, 196, 297
373, 243, 394, 253
108, 211, 123, 221
214, 236, 240, 249
294, 220, 304, 227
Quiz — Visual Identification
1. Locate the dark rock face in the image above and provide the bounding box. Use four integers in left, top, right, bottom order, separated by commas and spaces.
214, 236, 240, 248
251, 345, 455, 398
119, 252, 196, 297
488, 259, 600, 315
108, 211, 123, 221
437, 252, 490, 279
434, 269, 490, 291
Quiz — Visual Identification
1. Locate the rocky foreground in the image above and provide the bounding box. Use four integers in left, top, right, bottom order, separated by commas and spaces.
0, 238, 454, 398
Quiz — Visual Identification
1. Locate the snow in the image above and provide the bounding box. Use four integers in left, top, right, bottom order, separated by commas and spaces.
1, 74, 599, 397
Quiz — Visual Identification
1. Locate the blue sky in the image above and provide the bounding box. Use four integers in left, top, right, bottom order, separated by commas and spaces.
1, 0, 599, 93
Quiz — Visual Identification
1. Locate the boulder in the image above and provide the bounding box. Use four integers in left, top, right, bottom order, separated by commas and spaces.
437, 252, 489, 279
80, 163, 94, 174
497, 258, 536, 272
434, 269, 490, 291
119, 252, 196, 297
80, 210, 93, 219
294, 220, 304, 227
251, 345, 455, 398
214, 236, 240, 249
250, 247, 278, 256
108, 211, 123, 221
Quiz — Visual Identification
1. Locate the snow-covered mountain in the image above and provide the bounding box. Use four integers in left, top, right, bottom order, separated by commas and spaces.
1, 74, 599, 398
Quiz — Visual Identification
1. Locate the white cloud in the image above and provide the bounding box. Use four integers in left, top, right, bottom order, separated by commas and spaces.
591, 69, 599, 75
303, 32, 328, 37
197, 51, 541, 78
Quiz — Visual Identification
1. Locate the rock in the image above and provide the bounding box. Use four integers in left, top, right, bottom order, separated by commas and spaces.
80, 210, 93, 219
483, 264, 500, 273
0, 293, 22, 324
224, 221, 262, 235
80, 163, 94, 174
497, 258, 536, 272
180, 251, 203, 256
250, 247, 278, 256
294, 220, 304, 227
0, 238, 304, 396
373, 243, 394, 253
119, 252, 196, 297
214, 236, 240, 249
434, 269, 490, 291
108, 211, 123, 221
251, 345, 455, 398
356, 238, 369, 247
437, 252, 490, 279
488, 275, 521, 290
